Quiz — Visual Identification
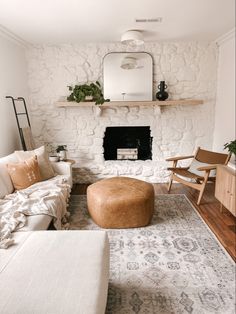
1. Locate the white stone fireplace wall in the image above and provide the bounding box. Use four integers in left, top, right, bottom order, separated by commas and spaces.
26, 42, 218, 183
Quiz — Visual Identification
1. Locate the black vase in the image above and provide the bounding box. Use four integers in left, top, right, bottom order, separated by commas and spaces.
156, 81, 169, 101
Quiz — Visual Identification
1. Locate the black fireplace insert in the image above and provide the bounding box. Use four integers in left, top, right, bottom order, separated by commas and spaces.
103, 126, 152, 161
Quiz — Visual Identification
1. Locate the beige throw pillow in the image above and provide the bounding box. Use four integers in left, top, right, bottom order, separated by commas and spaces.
15, 146, 55, 180
7, 156, 41, 190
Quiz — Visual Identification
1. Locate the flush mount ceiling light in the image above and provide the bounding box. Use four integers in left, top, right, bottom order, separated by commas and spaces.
121, 30, 144, 46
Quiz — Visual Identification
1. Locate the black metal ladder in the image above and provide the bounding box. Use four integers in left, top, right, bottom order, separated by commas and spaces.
6, 96, 31, 151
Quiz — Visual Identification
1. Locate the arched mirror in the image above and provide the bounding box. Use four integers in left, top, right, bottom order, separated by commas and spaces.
103, 52, 153, 101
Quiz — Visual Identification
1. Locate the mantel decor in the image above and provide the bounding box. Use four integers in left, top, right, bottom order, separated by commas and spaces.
67, 81, 110, 105
156, 81, 169, 101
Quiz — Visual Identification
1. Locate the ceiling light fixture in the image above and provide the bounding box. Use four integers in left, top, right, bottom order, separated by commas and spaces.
121, 30, 144, 46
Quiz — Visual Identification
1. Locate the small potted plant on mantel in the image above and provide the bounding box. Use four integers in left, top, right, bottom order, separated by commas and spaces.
224, 139, 236, 169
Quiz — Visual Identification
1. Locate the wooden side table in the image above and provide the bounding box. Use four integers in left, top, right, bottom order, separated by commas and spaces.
215, 165, 236, 216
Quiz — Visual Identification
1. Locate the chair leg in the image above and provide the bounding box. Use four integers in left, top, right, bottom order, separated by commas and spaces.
168, 176, 173, 192
196, 171, 210, 205
197, 187, 205, 205
167, 161, 177, 192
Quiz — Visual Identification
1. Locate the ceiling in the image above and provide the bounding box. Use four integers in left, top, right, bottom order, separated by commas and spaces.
0, 0, 235, 44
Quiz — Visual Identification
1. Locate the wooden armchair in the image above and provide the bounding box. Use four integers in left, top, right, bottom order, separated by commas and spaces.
166, 147, 231, 205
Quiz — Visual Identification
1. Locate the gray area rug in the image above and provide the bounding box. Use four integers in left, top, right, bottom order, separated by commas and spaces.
69, 194, 235, 314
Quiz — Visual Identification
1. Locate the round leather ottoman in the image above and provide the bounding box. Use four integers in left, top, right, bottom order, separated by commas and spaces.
87, 176, 154, 229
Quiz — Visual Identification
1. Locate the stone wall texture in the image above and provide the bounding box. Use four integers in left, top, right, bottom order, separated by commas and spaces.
26, 42, 218, 183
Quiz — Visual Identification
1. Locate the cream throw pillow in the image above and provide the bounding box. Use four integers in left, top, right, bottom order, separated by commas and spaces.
7, 156, 41, 190
15, 146, 55, 180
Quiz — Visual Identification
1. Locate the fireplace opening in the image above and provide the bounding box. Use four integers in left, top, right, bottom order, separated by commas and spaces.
103, 126, 152, 161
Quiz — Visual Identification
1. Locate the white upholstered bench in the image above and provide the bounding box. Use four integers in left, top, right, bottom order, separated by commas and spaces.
0, 231, 110, 314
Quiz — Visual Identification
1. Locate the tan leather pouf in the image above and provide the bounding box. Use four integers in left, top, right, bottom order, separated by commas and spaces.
87, 176, 155, 229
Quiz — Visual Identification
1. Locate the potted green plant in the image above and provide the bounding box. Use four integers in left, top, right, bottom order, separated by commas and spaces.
67, 81, 110, 105
45, 143, 59, 162
56, 145, 67, 161
224, 139, 236, 166
224, 140, 236, 155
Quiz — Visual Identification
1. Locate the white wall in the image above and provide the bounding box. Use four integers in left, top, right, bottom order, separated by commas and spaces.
213, 30, 235, 153
0, 34, 28, 157
27, 42, 218, 183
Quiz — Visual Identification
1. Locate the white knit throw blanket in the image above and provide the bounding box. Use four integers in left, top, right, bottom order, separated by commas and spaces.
0, 178, 71, 249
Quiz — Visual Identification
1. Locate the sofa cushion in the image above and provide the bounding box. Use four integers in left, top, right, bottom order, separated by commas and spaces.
0, 153, 18, 197
7, 156, 41, 190
15, 146, 55, 181
0, 153, 18, 164
18, 215, 52, 232
0, 165, 12, 198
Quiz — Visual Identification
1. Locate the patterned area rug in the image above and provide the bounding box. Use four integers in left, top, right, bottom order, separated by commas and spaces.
69, 194, 235, 314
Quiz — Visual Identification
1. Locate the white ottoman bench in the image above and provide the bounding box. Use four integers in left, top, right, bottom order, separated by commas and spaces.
0, 231, 109, 314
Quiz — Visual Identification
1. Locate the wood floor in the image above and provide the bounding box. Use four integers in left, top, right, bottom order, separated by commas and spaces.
72, 182, 236, 261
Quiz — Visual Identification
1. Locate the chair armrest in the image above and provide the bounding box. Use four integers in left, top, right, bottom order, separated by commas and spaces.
197, 165, 217, 171
50, 161, 73, 187
166, 155, 194, 161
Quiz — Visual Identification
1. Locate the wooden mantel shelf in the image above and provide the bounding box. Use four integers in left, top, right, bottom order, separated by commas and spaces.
55, 99, 203, 108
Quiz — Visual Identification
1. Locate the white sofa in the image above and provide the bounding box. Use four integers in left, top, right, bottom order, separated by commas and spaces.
0, 152, 73, 231
0, 152, 110, 314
